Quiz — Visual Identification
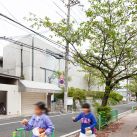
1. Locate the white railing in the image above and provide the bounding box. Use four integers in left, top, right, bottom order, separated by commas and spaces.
60, 130, 80, 137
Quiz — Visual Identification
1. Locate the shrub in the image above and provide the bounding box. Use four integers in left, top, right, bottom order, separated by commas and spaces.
54, 87, 86, 102
97, 106, 112, 123
110, 92, 123, 102
87, 91, 123, 105
108, 98, 118, 105
54, 92, 64, 101
68, 87, 86, 100
54, 88, 123, 106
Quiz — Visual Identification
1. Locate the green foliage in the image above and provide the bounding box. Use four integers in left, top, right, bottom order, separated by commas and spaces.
83, 67, 104, 91
109, 92, 123, 102
97, 106, 112, 122
126, 76, 137, 101
26, 0, 137, 106
127, 76, 137, 94
54, 87, 86, 101
54, 87, 122, 105
68, 87, 86, 100
54, 91, 64, 101
108, 98, 118, 106
54, 71, 72, 82
87, 91, 123, 105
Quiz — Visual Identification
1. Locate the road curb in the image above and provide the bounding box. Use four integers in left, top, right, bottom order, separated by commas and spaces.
60, 129, 80, 137
118, 110, 132, 119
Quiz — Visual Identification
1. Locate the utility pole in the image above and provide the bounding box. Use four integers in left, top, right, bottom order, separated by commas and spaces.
32, 37, 34, 81
20, 45, 23, 78
64, 0, 80, 112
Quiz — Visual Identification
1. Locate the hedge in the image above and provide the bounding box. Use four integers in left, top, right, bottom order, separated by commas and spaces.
54, 87, 123, 105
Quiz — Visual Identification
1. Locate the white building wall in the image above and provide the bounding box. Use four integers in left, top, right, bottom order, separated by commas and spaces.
3, 43, 32, 79
0, 84, 21, 115
3, 36, 64, 84
68, 63, 105, 91
3, 35, 104, 91
3, 45, 17, 76
68, 64, 87, 89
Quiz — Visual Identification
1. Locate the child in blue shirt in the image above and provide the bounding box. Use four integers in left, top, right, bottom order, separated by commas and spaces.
21, 102, 54, 137
72, 103, 97, 137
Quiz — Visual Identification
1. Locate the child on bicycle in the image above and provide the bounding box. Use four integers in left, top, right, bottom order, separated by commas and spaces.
21, 101, 54, 137
72, 103, 97, 137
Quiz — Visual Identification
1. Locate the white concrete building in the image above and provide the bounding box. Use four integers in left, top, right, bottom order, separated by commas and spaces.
3, 36, 64, 83
1, 35, 104, 115
68, 63, 104, 91
0, 73, 60, 116
0, 36, 63, 115
3, 35, 103, 90
0, 73, 20, 115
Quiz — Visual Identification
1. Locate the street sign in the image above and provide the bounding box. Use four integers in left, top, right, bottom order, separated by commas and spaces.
59, 74, 65, 87
67, 97, 73, 105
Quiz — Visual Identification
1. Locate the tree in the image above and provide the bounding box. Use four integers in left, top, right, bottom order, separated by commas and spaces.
84, 72, 95, 91
68, 87, 86, 101
26, 0, 137, 106
127, 76, 137, 101
74, 0, 137, 106
83, 67, 103, 91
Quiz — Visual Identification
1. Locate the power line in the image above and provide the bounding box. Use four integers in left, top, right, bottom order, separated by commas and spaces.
0, 36, 64, 59
52, 1, 79, 24
0, 17, 74, 58
59, 0, 65, 4
52, 1, 67, 16
71, 8, 83, 22
0, 36, 75, 64
59, 0, 85, 22
0, 15, 75, 57
0, 18, 31, 34
0, 13, 65, 49
56, 11, 65, 18
0, 1, 18, 21
0, 17, 50, 36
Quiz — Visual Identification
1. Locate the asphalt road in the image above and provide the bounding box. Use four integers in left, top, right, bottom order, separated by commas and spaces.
0, 113, 80, 137
0, 102, 136, 137
112, 102, 137, 114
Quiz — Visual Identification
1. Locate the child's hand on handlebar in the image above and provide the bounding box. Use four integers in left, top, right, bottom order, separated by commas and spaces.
39, 128, 45, 134
72, 117, 76, 121
21, 119, 28, 125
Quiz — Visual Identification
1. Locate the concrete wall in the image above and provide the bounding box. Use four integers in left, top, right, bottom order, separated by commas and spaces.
68, 64, 87, 90
3, 36, 64, 84
0, 84, 21, 115
3, 35, 104, 91
3, 43, 32, 79
68, 64, 105, 91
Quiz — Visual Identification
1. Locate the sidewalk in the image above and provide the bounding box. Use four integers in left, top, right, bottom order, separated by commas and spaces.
109, 111, 137, 137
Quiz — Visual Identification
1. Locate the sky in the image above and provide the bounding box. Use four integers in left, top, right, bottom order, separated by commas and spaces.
0, 0, 88, 56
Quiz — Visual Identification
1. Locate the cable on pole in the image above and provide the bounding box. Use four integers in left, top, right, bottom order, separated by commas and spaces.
0, 13, 65, 48
0, 36, 64, 59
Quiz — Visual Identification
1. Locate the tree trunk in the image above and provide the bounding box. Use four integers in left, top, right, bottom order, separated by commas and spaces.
101, 81, 111, 106
87, 73, 92, 91
135, 92, 137, 102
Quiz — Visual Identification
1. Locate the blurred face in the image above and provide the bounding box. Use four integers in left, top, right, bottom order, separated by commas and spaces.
34, 105, 43, 115
82, 108, 90, 114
